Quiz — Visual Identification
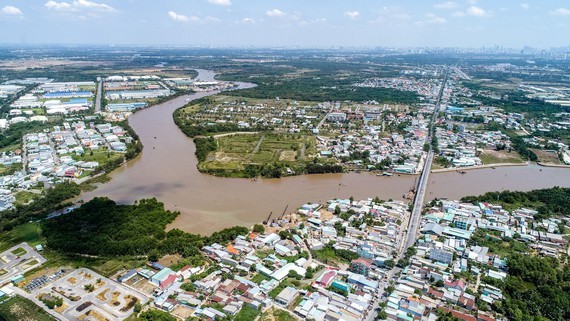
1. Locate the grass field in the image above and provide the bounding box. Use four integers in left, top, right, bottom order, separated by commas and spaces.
250, 273, 271, 285
0, 295, 55, 321
37, 251, 146, 278
479, 150, 524, 165
199, 133, 317, 175
14, 191, 37, 206
73, 148, 123, 165
0, 223, 43, 252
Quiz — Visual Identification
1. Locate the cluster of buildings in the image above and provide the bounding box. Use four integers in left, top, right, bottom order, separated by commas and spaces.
6, 81, 96, 124
11, 94, 92, 115
0, 121, 130, 209
435, 128, 512, 168
108, 197, 408, 320
191, 98, 328, 132
355, 77, 444, 101
381, 198, 568, 321
320, 111, 431, 174
164, 78, 236, 91
0, 84, 25, 98
104, 75, 170, 101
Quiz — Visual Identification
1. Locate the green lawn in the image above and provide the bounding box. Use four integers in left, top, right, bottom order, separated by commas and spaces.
73, 149, 123, 165
14, 191, 37, 206
0, 223, 43, 252
234, 305, 260, 321
254, 249, 274, 259
0, 295, 55, 321
268, 278, 300, 299
250, 273, 271, 285
11, 247, 27, 256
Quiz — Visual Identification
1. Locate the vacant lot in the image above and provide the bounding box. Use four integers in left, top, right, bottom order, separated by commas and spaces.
0, 295, 55, 321
479, 150, 524, 165
199, 133, 317, 175
530, 149, 562, 165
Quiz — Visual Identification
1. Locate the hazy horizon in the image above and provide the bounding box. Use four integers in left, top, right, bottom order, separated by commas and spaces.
0, 0, 569, 49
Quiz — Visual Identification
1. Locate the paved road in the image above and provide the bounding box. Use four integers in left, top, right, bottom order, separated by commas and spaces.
365, 69, 450, 321
405, 151, 434, 249
95, 80, 103, 113
0, 243, 46, 284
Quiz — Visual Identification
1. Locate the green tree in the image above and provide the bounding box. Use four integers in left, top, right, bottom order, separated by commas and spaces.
252, 224, 265, 233
148, 249, 160, 262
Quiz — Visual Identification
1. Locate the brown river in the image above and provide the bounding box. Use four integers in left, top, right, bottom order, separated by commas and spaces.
80, 70, 570, 235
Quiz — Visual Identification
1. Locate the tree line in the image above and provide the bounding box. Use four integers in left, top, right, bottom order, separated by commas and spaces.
461, 187, 570, 219
0, 181, 81, 231
42, 197, 249, 259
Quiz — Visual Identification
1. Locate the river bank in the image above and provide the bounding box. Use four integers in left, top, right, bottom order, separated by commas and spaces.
430, 162, 529, 173
77, 69, 570, 235
537, 162, 570, 168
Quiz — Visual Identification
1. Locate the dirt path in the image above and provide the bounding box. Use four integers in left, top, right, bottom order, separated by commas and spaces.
249, 134, 265, 159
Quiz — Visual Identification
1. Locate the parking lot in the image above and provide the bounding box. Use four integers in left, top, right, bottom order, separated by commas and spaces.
0, 243, 46, 284
25, 269, 66, 292
29, 268, 147, 321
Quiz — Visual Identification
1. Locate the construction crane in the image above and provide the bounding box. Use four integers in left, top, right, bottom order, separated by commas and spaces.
263, 212, 273, 225
279, 205, 289, 220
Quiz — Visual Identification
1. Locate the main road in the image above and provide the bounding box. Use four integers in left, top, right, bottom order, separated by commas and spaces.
365, 68, 449, 321
403, 66, 449, 251
94, 79, 103, 113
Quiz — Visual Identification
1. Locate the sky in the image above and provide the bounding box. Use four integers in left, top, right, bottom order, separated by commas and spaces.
0, 0, 569, 48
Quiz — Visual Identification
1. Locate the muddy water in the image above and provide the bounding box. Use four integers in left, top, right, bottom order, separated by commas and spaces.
80, 70, 570, 235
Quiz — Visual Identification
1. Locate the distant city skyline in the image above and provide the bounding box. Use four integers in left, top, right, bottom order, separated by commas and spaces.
0, 0, 569, 49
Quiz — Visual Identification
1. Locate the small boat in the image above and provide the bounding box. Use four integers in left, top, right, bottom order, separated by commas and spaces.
491, 167, 496, 169
382, 172, 393, 177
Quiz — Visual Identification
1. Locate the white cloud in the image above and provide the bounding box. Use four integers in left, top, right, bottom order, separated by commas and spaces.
467, 6, 487, 16
2, 5, 23, 16
45, 1, 71, 10
208, 0, 231, 6
551, 8, 570, 16
44, 0, 114, 12
434, 2, 457, 9
417, 13, 447, 25
168, 13, 221, 24
241, 17, 255, 24
344, 11, 360, 19
521, 3, 530, 10
426, 14, 447, 24
266, 9, 286, 17
168, 11, 189, 22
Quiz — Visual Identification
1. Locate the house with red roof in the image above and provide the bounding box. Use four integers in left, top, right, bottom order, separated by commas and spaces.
314, 269, 336, 288
159, 274, 178, 290
444, 279, 466, 292
350, 258, 373, 276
